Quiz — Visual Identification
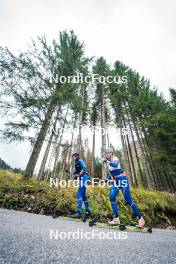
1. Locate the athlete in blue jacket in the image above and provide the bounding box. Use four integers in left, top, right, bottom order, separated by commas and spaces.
104, 148, 145, 228
69, 152, 91, 218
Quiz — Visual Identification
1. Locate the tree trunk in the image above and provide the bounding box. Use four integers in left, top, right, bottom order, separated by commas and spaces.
132, 119, 153, 189
120, 127, 133, 185
38, 107, 61, 180
122, 116, 138, 187
38, 134, 53, 180
66, 118, 77, 178
52, 105, 69, 178
101, 84, 106, 179
24, 103, 55, 178
140, 126, 160, 189
91, 128, 95, 178
127, 113, 143, 186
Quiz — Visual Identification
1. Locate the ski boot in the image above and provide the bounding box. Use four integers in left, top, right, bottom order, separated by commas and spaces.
68, 210, 82, 219
85, 208, 91, 217
137, 217, 145, 228
108, 216, 120, 225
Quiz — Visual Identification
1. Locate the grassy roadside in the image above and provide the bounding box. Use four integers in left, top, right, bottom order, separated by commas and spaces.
0, 170, 176, 228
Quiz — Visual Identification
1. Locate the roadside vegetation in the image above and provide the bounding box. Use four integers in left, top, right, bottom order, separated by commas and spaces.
0, 170, 176, 228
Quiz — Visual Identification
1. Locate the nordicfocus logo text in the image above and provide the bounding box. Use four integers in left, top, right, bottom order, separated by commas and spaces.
49, 73, 128, 85
50, 229, 128, 240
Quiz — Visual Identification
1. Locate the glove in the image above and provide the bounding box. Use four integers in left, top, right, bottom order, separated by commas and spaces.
73, 174, 79, 180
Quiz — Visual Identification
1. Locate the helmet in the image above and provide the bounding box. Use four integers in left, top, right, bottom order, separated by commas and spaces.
72, 152, 80, 158
105, 148, 113, 154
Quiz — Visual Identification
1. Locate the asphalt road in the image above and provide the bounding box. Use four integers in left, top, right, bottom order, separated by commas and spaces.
0, 208, 176, 264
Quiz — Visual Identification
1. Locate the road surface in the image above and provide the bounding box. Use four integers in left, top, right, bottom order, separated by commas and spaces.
0, 208, 176, 264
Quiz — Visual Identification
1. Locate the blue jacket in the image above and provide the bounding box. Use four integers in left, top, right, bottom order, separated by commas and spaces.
73, 158, 87, 177
106, 157, 123, 180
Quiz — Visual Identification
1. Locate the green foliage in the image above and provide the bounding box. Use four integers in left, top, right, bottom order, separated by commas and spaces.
0, 30, 90, 143
0, 170, 176, 227
108, 61, 176, 191
0, 158, 11, 170
1, 30, 176, 190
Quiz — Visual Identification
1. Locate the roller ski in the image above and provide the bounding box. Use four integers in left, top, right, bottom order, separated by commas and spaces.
118, 217, 152, 233
52, 212, 86, 222
52, 208, 92, 223
89, 216, 152, 233
67, 208, 92, 222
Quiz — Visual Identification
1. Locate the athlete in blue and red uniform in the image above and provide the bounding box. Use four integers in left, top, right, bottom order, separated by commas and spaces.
69, 152, 91, 219
104, 148, 145, 228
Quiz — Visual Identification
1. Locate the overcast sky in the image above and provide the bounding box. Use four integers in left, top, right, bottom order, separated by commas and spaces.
0, 0, 176, 169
